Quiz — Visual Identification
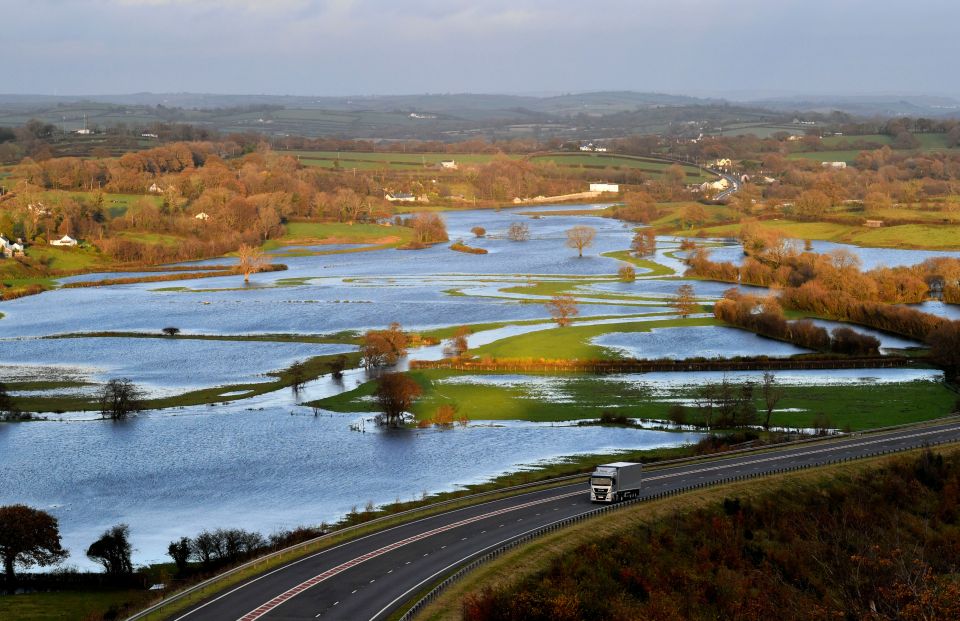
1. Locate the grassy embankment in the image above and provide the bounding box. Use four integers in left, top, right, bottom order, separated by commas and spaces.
415, 443, 960, 621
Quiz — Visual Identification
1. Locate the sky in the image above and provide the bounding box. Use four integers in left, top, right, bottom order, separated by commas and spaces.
5, 0, 960, 98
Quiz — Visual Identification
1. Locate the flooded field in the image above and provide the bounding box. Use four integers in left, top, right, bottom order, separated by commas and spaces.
1, 203, 958, 568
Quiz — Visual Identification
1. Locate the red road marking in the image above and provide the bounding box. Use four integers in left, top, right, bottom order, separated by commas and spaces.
234, 489, 583, 621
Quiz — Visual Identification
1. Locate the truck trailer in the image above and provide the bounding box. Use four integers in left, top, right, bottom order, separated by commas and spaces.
589, 462, 643, 503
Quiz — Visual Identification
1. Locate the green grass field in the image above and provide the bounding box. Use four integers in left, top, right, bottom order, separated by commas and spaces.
529, 153, 711, 181
312, 369, 954, 429
264, 221, 412, 251
470, 316, 716, 360
683, 218, 960, 250
0, 589, 151, 621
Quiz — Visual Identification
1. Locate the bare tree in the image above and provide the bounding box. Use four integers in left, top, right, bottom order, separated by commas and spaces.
672, 284, 697, 318
566, 225, 596, 257
237, 244, 270, 283
761, 371, 785, 430
507, 222, 530, 242
98, 378, 144, 420
546, 294, 579, 327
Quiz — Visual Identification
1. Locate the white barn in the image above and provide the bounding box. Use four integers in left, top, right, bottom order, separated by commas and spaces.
589, 183, 620, 193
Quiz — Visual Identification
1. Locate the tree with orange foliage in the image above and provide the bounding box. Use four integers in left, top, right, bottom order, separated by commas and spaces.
547, 294, 578, 327
375, 372, 422, 427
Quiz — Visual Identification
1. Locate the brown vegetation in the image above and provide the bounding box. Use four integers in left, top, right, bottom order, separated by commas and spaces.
462, 450, 960, 621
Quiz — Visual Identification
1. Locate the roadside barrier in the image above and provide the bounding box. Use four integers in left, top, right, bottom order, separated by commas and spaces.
396, 434, 959, 621
124, 415, 960, 621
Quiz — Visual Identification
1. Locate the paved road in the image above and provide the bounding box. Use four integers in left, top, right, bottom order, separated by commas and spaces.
715, 172, 741, 200
173, 421, 960, 621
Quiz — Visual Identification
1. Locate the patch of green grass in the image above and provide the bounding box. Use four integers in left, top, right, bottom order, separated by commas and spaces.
313, 370, 954, 429
25, 245, 107, 272
601, 250, 675, 276
470, 316, 717, 360
683, 219, 960, 250
13, 350, 361, 413
0, 589, 150, 621
263, 222, 412, 251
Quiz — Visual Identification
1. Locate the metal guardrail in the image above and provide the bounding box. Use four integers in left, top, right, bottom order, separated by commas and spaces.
125, 414, 960, 621
124, 472, 593, 620
397, 436, 958, 621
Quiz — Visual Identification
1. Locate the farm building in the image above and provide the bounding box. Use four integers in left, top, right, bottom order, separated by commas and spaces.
385, 192, 416, 202
0, 235, 24, 258
822, 161, 847, 169
195, 212, 210, 221
50, 235, 78, 247
864, 220, 884, 228
440, 160, 458, 170
589, 183, 620, 193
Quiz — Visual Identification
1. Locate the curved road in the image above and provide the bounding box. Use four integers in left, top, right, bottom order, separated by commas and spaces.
171, 420, 960, 621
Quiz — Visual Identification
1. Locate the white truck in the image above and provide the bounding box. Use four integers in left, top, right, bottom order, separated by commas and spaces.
589, 462, 643, 503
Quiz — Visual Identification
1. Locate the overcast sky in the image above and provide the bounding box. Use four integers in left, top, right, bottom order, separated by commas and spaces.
5, 0, 959, 98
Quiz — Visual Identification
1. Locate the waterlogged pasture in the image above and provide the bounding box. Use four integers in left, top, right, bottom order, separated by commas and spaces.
592, 325, 811, 359
1, 204, 958, 571
0, 337, 355, 397
316, 368, 951, 430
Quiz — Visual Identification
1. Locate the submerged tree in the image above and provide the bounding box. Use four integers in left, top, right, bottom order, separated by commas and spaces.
360, 323, 408, 368
507, 222, 530, 242
547, 294, 579, 327
672, 284, 697, 318
98, 378, 144, 420
566, 225, 596, 258
237, 244, 270, 283
375, 372, 422, 427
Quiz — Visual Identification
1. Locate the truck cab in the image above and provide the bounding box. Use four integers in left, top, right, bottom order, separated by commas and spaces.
590, 462, 643, 503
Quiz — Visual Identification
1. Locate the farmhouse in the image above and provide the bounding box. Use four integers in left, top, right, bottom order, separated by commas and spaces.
50, 235, 78, 247
699, 178, 731, 192
711, 158, 733, 169
822, 161, 847, 169
385, 192, 416, 202
195, 212, 210, 221
589, 182, 620, 193
864, 220, 884, 228
0, 235, 22, 257
148, 182, 165, 193
439, 160, 458, 170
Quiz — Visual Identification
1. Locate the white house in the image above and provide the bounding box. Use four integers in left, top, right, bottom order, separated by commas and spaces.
439, 160, 458, 170
385, 192, 416, 202
148, 182, 164, 193
822, 161, 847, 169
49, 235, 78, 247
195, 212, 210, 221
700, 178, 731, 193
589, 182, 620, 193
711, 158, 733, 169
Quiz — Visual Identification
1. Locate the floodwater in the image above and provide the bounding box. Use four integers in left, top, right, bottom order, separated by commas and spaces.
592, 326, 811, 359
1, 203, 957, 569
0, 404, 702, 569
